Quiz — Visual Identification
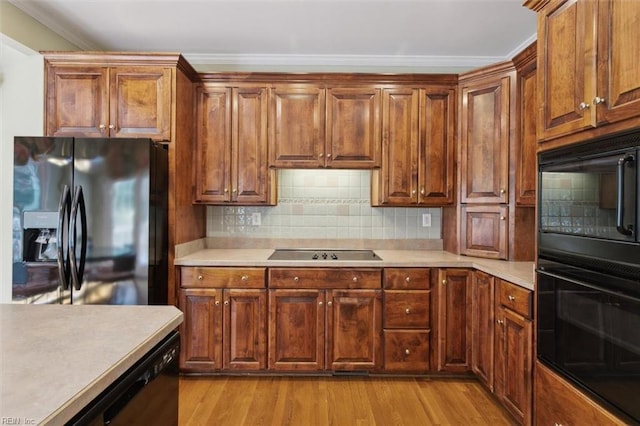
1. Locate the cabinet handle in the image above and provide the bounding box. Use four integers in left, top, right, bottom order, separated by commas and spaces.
326, 153, 332, 159
241, 275, 249, 282
99, 124, 106, 130
593, 96, 606, 105
508, 295, 516, 301
215, 300, 220, 306
232, 189, 237, 193
293, 276, 299, 282
224, 188, 228, 193
108, 124, 115, 129
420, 188, 425, 195
442, 279, 447, 286
224, 300, 229, 306
412, 190, 417, 195
319, 301, 323, 306
405, 308, 411, 315
496, 319, 504, 325
405, 349, 410, 355
405, 276, 411, 283
500, 216, 506, 221
197, 275, 203, 280
500, 188, 505, 194
319, 153, 324, 158
352, 276, 358, 282
327, 301, 333, 306
578, 102, 590, 110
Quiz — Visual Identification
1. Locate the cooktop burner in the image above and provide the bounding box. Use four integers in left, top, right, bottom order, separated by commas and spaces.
268, 249, 382, 261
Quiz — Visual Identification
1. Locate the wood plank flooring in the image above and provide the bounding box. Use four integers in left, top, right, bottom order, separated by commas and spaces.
179, 376, 516, 425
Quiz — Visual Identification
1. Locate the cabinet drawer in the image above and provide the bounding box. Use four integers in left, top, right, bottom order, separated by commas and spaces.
383, 268, 430, 290
498, 279, 532, 319
268, 268, 381, 289
384, 291, 430, 328
181, 267, 266, 288
383, 330, 430, 372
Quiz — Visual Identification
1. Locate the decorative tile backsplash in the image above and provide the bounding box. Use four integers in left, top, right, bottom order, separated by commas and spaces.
206, 169, 441, 240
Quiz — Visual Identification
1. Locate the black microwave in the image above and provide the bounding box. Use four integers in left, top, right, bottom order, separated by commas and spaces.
538, 130, 639, 280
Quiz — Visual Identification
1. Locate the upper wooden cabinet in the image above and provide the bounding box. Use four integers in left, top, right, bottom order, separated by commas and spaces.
44, 54, 181, 141
193, 83, 276, 205
372, 86, 456, 206
460, 70, 512, 204
528, 0, 640, 145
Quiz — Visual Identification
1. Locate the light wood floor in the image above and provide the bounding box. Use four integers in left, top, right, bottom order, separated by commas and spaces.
179, 376, 516, 425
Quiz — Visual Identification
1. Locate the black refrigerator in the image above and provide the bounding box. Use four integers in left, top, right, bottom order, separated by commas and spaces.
12, 137, 168, 305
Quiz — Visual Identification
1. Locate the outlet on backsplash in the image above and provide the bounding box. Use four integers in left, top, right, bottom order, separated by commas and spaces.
206, 169, 442, 240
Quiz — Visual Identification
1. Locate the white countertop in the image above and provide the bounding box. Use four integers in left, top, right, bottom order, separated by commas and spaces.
175, 249, 535, 290
0, 304, 183, 425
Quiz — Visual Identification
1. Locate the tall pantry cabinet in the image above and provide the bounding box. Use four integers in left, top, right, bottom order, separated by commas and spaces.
42, 52, 207, 305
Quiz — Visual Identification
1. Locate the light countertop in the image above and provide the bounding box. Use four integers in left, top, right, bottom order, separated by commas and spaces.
175, 248, 535, 290
0, 304, 183, 425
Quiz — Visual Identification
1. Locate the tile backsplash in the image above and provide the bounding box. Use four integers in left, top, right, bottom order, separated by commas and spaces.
206, 169, 441, 240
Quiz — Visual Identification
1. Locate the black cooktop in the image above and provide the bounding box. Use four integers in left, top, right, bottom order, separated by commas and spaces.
268, 249, 382, 261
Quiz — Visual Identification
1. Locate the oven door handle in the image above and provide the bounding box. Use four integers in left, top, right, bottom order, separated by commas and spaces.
616, 154, 634, 236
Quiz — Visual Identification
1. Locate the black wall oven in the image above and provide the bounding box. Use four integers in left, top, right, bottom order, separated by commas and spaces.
537, 130, 640, 423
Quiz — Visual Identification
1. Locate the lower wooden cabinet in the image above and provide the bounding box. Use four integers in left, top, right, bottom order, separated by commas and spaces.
383, 268, 431, 372
433, 268, 472, 372
268, 288, 382, 372
179, 288, 267, 372
471, 270, 495, 390
535, 361, 626, 426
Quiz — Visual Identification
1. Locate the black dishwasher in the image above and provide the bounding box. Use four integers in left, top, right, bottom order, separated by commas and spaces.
66, 331, 179, 426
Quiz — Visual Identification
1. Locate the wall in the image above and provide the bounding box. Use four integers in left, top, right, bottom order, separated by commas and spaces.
207, 169, 442, 240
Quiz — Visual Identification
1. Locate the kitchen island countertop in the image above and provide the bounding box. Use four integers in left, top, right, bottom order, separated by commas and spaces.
175, 248, 535, 290
0, 304, 183, 425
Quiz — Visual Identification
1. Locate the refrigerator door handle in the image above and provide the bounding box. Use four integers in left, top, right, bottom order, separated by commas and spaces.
69, 185, 88, 292
57, 185, 72, 290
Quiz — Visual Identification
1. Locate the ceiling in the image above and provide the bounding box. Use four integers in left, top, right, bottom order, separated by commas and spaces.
9, 0, 537, 72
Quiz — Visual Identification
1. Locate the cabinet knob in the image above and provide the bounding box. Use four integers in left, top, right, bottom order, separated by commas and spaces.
405, 276, 411, 283
108, 124, 115, 129
420, 188, 425, 195
497, 319, 504, 325
405, 308, 411, 315
405, 349, 410, 355
224, 188, 229, 193
319, 301, 323, 306
594, 96, 606, 105
293, 276, 299, 282
352, 276, 358, 282
412, 190, 417, 195
442, 279, 447, 286
327, 301, 333, 306
241, 275, 249, 282
578, 102, 590, 110
508, 295, 516, 301
232, 189, 237, 193
215, 300, 220, 306
319, 153, 324, 158
197, 275, 203, 280
99, 124, 106, 130
326, 153, 332, 159
500, 188, 506, 194
224, 300, 229, 306
500, 216, 506, 221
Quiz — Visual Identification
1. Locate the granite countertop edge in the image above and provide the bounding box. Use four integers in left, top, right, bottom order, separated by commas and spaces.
175, 248, 535, 290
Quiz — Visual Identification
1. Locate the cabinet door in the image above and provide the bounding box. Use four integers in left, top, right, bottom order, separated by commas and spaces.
377, 88, 420, 205
460, 74, 511, 204
179, 288, 223, 372
194, 85, 232, 203
45, 66, 109, 137
419, 87, 456, 205
495, 307, 532, 425
596, 0, 640, 125
326, 87, 381, 168
471, 271, 495, 391
223, 289, 267, 370
232, 86, 273, 204
433, 269, 472, 373
270, 85, 325, 168
268, 289, 325, 371
515, 57, 537, 206
327, 289, 382, 371
461, 205, 508, 260
109, 66, 172, 140
537, 0, 597, 141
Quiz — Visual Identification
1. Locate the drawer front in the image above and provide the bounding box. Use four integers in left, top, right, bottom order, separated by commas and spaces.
498, 279, 532, 319
384, 291, 430, 328
384, 268, 430, 290
268, 268, 381, 289
383, 330, 430, 372
181, 267, 266, 288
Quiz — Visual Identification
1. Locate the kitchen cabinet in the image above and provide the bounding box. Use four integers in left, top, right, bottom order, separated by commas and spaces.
179, 267, 267, 372
268, 268, 382, 372
383, 268, 431, 372
432, 268, 472, 373
527, 0, 640, 146
494, 279, 532, 425
471, 270, 495, 390
193, 83, 276, 205
460, 205, 508, 260
372, 86, 456, 206
44, 58, 172, 141
535, 361, 626, 426
269, 85, 326, 168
